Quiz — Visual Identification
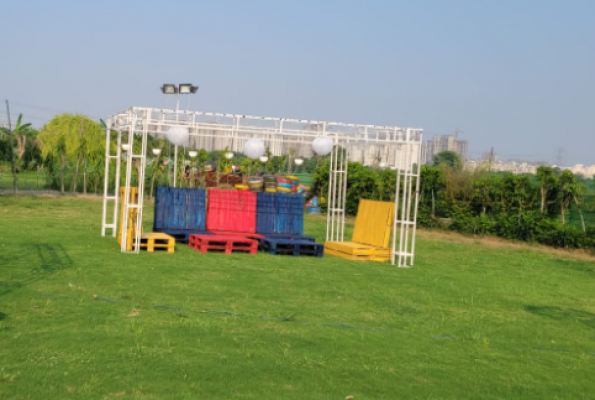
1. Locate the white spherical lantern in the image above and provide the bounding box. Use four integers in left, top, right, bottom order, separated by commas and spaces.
312, 136, 334, 156
294, 157, 304, 166
121, 144, 130, 152
259, 155, 269, 163
243, 139, 265, 159
167, 126, 190, 146
379, 161, 387, 169
188, 150, 198, 158
152, 148, 162, 156
225, 151, 234, 160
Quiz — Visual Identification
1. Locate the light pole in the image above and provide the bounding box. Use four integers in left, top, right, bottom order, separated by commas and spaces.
161, 84, 198, 187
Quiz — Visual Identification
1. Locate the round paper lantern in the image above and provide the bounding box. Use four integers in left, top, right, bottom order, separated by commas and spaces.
243, 139, 265, 159
121, 144, 130, 152
225, 151, 234, 160
312, 136, 334, 156
167, 126, 189, 146
294, 157, 304, 166
259, 155, 269, 163
152, 148, 162, 156
188, 150, 198, 158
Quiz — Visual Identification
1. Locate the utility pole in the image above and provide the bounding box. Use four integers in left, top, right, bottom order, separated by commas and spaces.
555, 147, 565, 167
487, 147, 495, 172
5, 100, 17, 194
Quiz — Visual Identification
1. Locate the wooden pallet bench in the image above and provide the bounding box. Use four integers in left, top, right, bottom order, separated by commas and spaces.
134, 232, 176, 253
154, 230, 212, 244
262, 233, 316, 242
260, 238, 324, 257
189, 234, 258, 255
325, 241, 390, 262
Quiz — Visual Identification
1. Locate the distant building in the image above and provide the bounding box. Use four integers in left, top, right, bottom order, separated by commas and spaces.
421, 133, 468, 164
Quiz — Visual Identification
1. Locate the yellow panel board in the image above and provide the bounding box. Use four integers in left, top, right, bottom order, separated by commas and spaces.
351, 199, 395, 249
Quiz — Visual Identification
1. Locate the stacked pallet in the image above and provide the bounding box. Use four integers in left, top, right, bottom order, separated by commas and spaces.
325, 199, 394, 262
256, 192, 304, 235
153, 187, 209, 243
256, 192, 323, 257
206, 189, 257, 233
118, 187, 142, 251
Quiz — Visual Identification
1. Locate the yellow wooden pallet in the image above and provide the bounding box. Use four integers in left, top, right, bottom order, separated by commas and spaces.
135, 232, 176, 253
325, 199, 395, 262
117, 187, 141, 251
325, 246, 389, 262
352, 199, 395, 248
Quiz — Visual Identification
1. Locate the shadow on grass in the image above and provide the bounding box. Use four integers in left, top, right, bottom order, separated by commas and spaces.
525, 305, 595, 329
0, 243, 72, 299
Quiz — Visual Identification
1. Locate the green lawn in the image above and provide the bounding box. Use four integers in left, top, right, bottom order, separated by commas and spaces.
0, 196, 594, 400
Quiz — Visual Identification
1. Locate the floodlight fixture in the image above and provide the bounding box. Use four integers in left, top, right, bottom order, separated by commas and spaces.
179, 84, 199, 94
161, 84, 178, 94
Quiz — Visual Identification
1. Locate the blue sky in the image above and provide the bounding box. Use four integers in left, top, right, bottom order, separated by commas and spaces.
1, 0, 593, 165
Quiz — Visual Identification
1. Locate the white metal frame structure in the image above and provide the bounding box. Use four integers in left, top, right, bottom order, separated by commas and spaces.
101, 107, 423, 266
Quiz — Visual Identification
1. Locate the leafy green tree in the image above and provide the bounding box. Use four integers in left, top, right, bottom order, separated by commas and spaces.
38, 114, 104, 194
433, 151, 462, 170
420, 165, 444, 217
558, 170, 578, 225
535, 166, 558, 214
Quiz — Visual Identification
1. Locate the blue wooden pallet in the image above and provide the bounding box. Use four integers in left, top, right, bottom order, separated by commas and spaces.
256, 192, 304, 235
260, 238, 324, 257
263, 233, 315, 242
154, 187, 207, 232
154, 230, 212, 244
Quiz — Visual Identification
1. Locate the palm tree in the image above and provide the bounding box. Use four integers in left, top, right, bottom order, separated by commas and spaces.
0, 114, 31, 193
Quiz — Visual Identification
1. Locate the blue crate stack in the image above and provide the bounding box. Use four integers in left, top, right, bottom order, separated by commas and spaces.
153, 187, 207, 241
256, 192, 304, 235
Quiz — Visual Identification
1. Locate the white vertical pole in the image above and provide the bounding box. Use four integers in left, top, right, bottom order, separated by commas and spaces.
391, 144, 402, 265
173, 145, 178, 188
403, 142, 415, 266
133, 112, 148, 253
341, 142, 348, 241
101, 117, 112, 237
410, 137, 423, 265
398, 143, 410, 267
112, 129, 122, 237
121, 112, 134, 252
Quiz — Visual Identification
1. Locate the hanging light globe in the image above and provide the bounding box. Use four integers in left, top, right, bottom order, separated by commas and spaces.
243, 139, 265, 159
121, 144, 130, 152
312, 136, 334, 156
152, 148, 162, 156
188, 150, 198, 158
225, 151, 234, 159
167, 126, 190, 146
294, 157, 304, 166
379, 161, 387, 168
259, 155, 269, 163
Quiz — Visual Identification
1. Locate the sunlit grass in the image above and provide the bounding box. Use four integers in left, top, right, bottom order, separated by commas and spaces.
0, 195, 594, 399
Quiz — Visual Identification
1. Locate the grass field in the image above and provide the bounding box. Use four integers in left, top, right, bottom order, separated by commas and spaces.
1, 196, 594, 399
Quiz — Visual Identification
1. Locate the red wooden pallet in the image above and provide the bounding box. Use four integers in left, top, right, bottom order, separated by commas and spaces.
189, 234, 258, 255
208, 231, 266, 241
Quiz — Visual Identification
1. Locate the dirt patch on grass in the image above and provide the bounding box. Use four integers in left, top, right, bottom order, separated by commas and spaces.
417, 229, 595, 261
